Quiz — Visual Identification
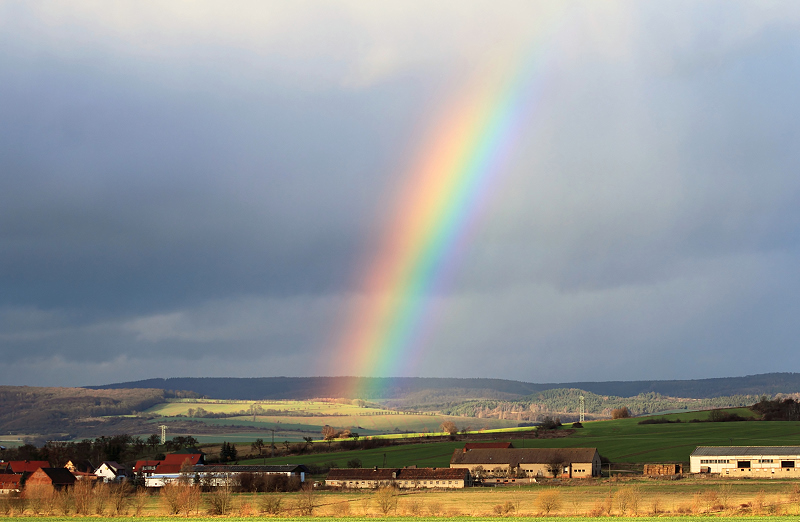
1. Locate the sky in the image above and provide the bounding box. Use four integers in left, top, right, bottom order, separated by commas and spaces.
2, 1, 800, 388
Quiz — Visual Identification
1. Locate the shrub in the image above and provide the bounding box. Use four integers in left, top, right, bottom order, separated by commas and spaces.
536, 488, 562, 515
295, 484, 316, 515
611, 407, 630, 419
206, 486, 234, 515
259, 494, 282, 515
493, 501, 515, 515
540, 416, 562, 429
374, 486, 398, 515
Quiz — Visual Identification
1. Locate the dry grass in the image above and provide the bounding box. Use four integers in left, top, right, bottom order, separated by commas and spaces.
9, 475, 800, 518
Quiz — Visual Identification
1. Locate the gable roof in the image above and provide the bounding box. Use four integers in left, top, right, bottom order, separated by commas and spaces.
31, 468, 77, 486
97, 462, 126, 474
8, 460, 50, 473
0, 475, 21, 487
450, 448, 599, 467
692, 446, 800, 457
133, 460, 161, 472
65, 460, 95, 473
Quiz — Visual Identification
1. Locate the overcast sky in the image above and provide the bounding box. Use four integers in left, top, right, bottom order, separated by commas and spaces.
2, 1, 800, 388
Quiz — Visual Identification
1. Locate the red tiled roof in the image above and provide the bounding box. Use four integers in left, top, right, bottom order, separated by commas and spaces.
0, 475, 21, 486
133, 460, 161, 472
162, 454, 202, 466
8, 460, 50, 473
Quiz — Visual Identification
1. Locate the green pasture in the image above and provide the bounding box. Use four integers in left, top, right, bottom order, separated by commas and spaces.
238, 410, 800, 469
239, 437, 468, 469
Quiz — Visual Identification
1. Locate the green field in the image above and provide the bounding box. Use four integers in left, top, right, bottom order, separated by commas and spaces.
235, 408, 800, 469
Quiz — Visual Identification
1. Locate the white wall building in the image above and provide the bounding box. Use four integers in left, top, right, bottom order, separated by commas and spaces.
691, 446, 800, 477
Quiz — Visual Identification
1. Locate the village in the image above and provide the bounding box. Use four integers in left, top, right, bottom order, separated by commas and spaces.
4, 441, 800, 496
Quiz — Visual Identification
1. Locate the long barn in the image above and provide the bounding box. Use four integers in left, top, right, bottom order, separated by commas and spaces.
690, 446, 800, 477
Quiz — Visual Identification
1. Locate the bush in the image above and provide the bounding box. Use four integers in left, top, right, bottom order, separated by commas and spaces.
295, 484, 316, 515
536, 488, 562, 515
207, 486, 234, 515
374, 486, 398, 515
493, 501, 515, 515
259, 495, 282, 515
539, 416, 562, 429
611, 407, 630, 419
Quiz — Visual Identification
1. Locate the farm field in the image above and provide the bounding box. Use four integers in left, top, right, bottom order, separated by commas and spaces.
5, 478, 800, 518
234, 409, 800, 469
143, 398, 518, 442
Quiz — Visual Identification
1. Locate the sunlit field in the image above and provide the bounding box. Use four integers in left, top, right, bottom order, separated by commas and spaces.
4, 477, 800, 518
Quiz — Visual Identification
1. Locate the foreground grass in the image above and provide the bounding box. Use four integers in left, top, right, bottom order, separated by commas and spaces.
5, 478, 800, 518
7, 518, 800, 522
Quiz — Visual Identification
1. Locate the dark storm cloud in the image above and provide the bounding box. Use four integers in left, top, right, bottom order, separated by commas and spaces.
2, 1, 800, 386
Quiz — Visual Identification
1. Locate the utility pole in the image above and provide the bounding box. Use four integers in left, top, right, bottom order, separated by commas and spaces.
269, 428, 275, 459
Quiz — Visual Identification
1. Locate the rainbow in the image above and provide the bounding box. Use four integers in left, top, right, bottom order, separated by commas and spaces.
327, 19, 566, 395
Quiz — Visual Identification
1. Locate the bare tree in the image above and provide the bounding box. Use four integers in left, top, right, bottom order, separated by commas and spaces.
295, 483, 316, 515
374, 486, 398, 515
440, 421, 458, 436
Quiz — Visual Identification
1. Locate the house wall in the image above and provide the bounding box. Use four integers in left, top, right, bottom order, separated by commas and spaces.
95, 465, 120, 483
691, 455, 800, 476
450, 454, 600, 478
326, 478, 465, 489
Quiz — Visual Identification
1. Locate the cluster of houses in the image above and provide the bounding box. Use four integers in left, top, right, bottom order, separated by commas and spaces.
133, 449, 308, 487
3, 443, 800, 494
0, 459, 128, 494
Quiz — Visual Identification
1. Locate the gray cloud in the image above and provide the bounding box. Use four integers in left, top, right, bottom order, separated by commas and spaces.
2, 1, 800, 386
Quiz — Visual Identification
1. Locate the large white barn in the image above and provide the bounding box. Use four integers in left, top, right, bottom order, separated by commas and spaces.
691, 446, 800, 477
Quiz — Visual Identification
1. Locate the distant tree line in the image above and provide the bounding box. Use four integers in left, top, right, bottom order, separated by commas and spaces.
438, 389, 762, 420
2, 434, 199, 468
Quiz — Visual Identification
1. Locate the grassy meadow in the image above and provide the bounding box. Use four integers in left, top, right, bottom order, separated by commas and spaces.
234, 408, 800, 469
5, 477, 800, 518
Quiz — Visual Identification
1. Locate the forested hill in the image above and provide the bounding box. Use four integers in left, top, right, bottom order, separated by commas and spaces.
89, 373, 800, 401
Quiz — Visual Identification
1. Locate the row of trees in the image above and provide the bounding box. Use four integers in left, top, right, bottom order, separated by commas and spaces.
3, 434, 198, 467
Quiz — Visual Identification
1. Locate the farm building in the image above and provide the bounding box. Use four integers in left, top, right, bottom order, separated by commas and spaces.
691, 446, 800, 476
4, 460, 50, 474
188, 464, 308, 488
64, 460, 95, 474
0, 475, 21, 494
450, 448, 601, 478
139, 463, 307, 488
25, 468, 76, 491
326, 467, 470, 489
134, 450, 206, 486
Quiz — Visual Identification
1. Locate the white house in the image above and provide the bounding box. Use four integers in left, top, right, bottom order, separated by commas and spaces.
94, 461, 128, 482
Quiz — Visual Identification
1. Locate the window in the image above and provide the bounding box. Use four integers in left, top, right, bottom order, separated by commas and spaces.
759, 459, 773, 464
782, 461, 795, 468
737, 461, 750, 469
